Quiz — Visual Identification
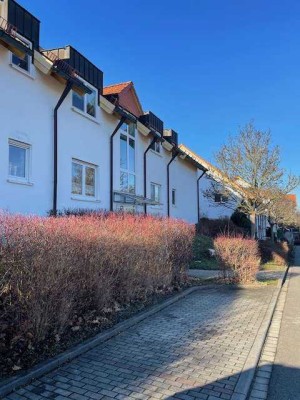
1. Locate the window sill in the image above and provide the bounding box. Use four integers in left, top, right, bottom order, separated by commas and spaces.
149, 206, 163, 211
10, 63, 34, 80
71, 196, 101, 203
71, 107, 100, 124
7, 178, 33, 186
150, 149, 162, 157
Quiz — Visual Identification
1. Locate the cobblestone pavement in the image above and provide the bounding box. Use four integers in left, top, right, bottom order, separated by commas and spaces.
6, 286, 275, 400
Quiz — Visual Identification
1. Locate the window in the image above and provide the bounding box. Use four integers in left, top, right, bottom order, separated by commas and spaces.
72, 160, 97, 198
151, 183, 161, 204
11, 34, 32, 74
214, 193, 228, 203
172, 189, 176, 206
72, 87, 97, 118
150, 140, 161, 154
8, 140, 31, 182
120, 123, 136, 193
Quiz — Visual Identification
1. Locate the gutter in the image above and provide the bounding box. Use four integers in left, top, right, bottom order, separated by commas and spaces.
143, 136, 159, 214
197, 170, 207, 223
167, 150, 179, 217
110, 116, 126, 211
53, 81, 73, 215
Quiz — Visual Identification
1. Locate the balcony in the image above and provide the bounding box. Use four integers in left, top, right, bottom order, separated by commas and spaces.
42, 46, 103, 94
163, 129, 178, 146
139, 111, 164, 136
0, 15, 32, 58
7, 0, 40, 49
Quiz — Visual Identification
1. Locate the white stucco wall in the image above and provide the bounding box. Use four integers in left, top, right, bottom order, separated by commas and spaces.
0, 45, 199, 222
198, 173, 237, 220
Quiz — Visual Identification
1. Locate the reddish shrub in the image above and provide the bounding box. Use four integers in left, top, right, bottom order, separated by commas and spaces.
214, 235, 260, 283
258, 240, 290, 266
0, 212, 194, 373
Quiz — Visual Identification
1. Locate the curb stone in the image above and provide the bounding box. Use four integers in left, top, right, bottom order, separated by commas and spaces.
232, 266, 289, 400
247, 267, 290, 400
0, 284, 219, 398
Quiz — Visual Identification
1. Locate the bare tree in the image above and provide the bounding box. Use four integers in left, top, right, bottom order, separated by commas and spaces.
268, 193, 298, 240
204, 122, 300, 238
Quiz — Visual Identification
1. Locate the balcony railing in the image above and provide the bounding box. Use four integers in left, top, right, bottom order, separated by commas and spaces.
0, 15, 32, 58
7, 0, 40, 49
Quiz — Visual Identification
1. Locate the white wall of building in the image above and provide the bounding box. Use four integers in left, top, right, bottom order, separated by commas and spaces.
198, 173, 237, 220
0, 45, 200, 222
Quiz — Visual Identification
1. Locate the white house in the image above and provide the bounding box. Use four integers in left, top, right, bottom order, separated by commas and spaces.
0, 0, 206, 223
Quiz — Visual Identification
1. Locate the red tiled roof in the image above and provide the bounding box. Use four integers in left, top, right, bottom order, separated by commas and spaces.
103, 81, 143, 117
103, 81, 132, 96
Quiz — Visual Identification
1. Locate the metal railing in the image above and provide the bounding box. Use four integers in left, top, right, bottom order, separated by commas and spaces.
0, 15, 17, 37
41, 48, 79, 78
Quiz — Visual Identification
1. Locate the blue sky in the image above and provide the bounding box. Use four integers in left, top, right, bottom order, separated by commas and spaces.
21, 0, 300, 200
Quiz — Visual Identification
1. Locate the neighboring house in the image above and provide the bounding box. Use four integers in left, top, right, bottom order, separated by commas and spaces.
0, 0, 206, 223
179, 145, 240, 220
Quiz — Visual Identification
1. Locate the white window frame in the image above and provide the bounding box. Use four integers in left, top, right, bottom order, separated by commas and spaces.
150, 182, 161, 204
71, 159, 98, 201
150, 140, 161, 154
120, 123, 136, 194
72, 83, 98, 121
8, 139, 31, 184
10, 33, 33, 77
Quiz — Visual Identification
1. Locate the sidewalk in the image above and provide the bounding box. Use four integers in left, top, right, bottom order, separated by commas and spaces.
267, 246, 300, 400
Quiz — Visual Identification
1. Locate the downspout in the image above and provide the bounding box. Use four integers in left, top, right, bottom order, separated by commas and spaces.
53, 80, 73, 215
143, 136, 158, 214
167, 150, 179, 218
110, 116, 126, 211
197, 170, 207, 223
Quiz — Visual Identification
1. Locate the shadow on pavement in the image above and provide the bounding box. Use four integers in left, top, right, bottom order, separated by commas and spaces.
164, 364, 300, 400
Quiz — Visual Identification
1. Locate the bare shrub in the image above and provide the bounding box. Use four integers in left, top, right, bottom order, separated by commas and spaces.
258, 240, 290, 266
214, 235, 260, 283
196, 217, 247, 238
0, 212, 194, 373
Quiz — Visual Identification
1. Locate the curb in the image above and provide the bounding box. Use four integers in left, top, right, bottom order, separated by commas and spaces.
248, 267, 290, 400
0, 285, 218, 398
231, 267, 288, 400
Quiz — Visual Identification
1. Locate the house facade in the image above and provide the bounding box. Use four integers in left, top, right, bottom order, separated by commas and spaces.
0, 0, 206, 223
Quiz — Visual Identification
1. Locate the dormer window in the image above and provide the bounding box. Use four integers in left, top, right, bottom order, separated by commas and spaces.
150, 140, 161, 154
72, 87, 97, 118
10, 34, 32, 75
12, 53, 29, 72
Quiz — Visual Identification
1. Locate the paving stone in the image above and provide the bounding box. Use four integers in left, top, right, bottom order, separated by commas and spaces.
3, 287, 275, 400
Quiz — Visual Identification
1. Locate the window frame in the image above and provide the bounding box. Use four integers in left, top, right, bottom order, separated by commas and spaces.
119, 123, 136, 194
8, 139, 31, 183
150, 182, 161, 204
71, 159, 98, 200
214, 192, 228, 203
150, 139, 161, 154
10, 34, 32, 76
172, 188, 176, 206
72, 84, 98, 120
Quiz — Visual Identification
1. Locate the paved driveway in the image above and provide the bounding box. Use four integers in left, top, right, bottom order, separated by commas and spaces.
6, 286, 275, 400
